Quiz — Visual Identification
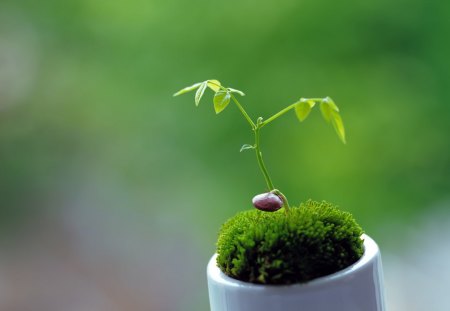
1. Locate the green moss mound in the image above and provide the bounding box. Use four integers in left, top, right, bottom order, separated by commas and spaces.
216, 200, 364, 284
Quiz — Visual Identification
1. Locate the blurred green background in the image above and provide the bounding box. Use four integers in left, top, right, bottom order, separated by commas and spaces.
1, 0, 449, 310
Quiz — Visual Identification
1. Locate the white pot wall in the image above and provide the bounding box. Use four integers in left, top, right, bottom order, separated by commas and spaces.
207, 234, 385, 311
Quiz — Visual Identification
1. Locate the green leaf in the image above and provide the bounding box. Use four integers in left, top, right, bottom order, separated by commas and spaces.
213, 90, 231, 114
173, 82, 202, 96
320, 100, 332, 122
294, 99, 315, 122
195, 81, 208, 106
240, 144, 255, 152
207, 80, 221, 92
320, 97, 346, 143
324, 97, 339, 112
228, 88, 245, 96
331, 111, 346, 144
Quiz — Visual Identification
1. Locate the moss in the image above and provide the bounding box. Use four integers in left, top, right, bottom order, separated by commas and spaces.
216, 200, 364, 284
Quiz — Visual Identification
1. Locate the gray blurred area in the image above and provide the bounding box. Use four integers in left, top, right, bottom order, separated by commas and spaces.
1, 0, 449, 310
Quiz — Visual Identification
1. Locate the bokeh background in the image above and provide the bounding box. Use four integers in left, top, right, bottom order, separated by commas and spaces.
1, 0, 449, 310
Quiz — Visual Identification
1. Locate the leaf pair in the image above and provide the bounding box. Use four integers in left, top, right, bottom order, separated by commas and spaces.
174, 79, 245, 114
294, 97, 346, 144
174, 79, 221, 105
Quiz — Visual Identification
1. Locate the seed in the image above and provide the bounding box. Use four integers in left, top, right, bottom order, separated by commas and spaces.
252, 192, 283, 212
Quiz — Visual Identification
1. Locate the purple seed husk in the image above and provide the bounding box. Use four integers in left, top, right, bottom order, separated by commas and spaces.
252, 192, 284, 212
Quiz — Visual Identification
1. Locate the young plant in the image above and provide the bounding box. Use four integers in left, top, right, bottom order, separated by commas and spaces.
174, 79, 346, 213
174, 79, 363, 285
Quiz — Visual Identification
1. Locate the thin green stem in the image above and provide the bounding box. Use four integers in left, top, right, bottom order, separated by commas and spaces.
209, 80, 293, 213
229, 93, 256, 129
271, 189, 290, 214
254, 127, 274, 191
305, 98, 324, 101
260, 103, 297, 128
260, 98, 324, 128
215, 83, 272, 190
209, 81, 255, 129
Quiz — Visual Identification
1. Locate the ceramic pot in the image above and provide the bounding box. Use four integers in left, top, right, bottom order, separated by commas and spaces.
207, 234, 385, 311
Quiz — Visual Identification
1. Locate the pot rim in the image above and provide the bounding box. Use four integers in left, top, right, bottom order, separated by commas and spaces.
207, 233, 379, 290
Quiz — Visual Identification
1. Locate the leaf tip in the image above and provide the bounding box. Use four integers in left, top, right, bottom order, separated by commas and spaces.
207, 79, 221, 92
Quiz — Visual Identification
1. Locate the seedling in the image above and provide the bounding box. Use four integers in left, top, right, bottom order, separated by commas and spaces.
174, 79, 346, 214
174, 79, 363, 284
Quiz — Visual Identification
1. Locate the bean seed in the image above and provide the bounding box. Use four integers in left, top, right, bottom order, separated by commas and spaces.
252, 192, 283, 212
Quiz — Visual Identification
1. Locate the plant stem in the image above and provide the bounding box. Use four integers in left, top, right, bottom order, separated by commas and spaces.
226, 92, 274, 190
271, 189, 290, 214
254, 127, 274, 191
260, 98, 324, 128
230, 93, 256, 129
208, 81, 256, 129
226, 87, 291, 214
260, 103, 297, 128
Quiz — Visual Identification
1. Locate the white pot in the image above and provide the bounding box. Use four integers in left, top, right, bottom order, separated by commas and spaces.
207, 234, 385, 311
